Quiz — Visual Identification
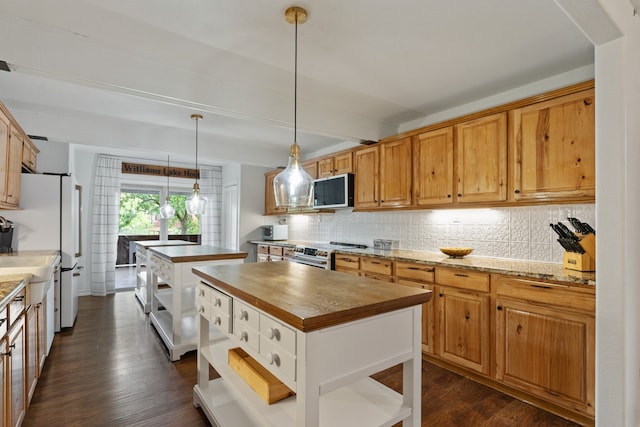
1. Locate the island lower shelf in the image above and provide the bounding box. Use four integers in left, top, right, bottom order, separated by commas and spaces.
194, 339, 411, 427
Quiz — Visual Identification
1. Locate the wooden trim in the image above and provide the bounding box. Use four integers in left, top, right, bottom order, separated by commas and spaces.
380, 79, 595, 143
121, 162, 199, 179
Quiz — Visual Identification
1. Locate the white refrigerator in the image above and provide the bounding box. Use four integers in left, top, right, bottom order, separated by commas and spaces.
6, 173, 82, 331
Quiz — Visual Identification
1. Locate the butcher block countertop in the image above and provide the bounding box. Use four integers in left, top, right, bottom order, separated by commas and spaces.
192, 262, 432, 333
0, 274, 32, 311
148, 245, 248, 263
134, 239, 197, 248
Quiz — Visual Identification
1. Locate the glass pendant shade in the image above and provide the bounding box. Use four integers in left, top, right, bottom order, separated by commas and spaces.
159, 155, 175, 219
159, 197, 175, 219
186, 182, 206, 215
274, 6, 314, 209
274, 142, 314, 208
186, 114, 206, 215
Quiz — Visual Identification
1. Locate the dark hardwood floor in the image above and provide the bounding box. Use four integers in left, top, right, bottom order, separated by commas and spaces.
23, 291, 580, 427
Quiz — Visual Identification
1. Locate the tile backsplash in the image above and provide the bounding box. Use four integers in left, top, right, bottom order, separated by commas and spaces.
284, 203, 595, 263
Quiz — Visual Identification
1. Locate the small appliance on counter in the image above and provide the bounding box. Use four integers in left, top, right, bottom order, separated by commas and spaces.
262, 224, 288, 241
0, 216, 14, 253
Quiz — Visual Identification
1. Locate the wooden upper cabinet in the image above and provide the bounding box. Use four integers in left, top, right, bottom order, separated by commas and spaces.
454, 112, 507, 204
511, 88, 595, 202
6, 127, 23, 206
379, 137, 412, 207
414, 127, 454, 206
317, 157, 334, 178
301, 160, 317, 179
0, 108, 10, 203
22, 138, 38, 173
317, 151, 353, 178
354, 146, 379, 208
264, 169, 287, 215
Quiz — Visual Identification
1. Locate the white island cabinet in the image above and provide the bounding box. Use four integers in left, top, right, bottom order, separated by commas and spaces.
192, 262, 432, 427
133, 239, 197, 313
148, 245, 247, 361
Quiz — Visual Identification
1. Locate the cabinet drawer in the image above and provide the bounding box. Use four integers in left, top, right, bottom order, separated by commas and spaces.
210, 312, 232, 334
233, 300, 260, 351
257, 244, 269, 254
259, 337, 296, 385
395, 261, 435, 283
493, 274, 595, 312
362, 272, 394, 282
360, 256, 393, 276
149, 254, 174, 285
436, 268, 489, 293
334, 254, 360, 270
210, 288, 232, 317
268, 246, 284, 256
260, 314, 296, 355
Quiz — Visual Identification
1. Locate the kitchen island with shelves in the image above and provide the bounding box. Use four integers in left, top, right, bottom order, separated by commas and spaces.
192, 262, 432, 427
148, 245, 247, 361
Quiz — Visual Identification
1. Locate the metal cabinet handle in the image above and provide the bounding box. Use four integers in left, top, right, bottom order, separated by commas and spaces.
454, 273, 469, 278
0, 318, 5, 327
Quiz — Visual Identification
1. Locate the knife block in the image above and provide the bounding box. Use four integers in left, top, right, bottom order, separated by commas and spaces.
563, 233, 596, 272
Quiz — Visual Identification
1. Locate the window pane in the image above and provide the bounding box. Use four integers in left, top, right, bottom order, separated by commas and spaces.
166, 192, 201, 236
119, 191, 161, 235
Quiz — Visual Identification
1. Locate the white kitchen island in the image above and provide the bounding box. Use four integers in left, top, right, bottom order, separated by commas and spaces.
148, 245, 247, 361
134, 239, 197, 313
192, 262, 432, 427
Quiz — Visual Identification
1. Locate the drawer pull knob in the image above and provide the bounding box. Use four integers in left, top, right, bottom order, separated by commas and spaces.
497, 306, 503, 311
240, 331, 248, 342
214, 316, 222, 326
199, 306, 205, 313
0, 318, 5, 327
266, 353, 280, 367
237, 310, 248, 320
214, 297, 222, 307
267, 327, 281, 341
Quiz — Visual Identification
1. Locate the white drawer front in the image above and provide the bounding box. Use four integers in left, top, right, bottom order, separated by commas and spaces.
197, 299, 211, 321
233, 300, 260, 351
260, 314, 296, 355
210, 312, 231, 334
150, 254, 174, 284
210, 288, 232, 317
259, 337, 296, 384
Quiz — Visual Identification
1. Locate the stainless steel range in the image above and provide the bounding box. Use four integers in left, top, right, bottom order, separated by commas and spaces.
290, 241, 367, 269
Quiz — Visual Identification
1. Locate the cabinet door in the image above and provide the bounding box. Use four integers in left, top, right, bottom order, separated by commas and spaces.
511, 89, 595, 201
0, 109, 10, 203
397, 279, 435, 355
414, 127, 454, 205
8, 316, 26, 427
333, 152, 353, 175
301, 160, 317, 179
6, 128, 22, 206
437, 286, 490, 375
455, 112, 507, 203
379, 137, 412, 207
317, 157, 334, 178
264, 170, 287, 215
354, 146, 379, 208
26, 305, 38, 404
495, 297, 594, 416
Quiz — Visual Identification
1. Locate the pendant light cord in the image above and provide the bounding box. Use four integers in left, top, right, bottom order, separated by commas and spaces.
195, 116, 199, 184
294, 11, 298, 145
166, 155, 170, 192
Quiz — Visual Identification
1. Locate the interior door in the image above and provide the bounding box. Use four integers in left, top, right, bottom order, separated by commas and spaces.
223, 184, 239, 250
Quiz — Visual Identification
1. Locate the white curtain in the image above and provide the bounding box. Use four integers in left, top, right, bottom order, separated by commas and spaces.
90, 155, 122, 295
199, 166, 222, 246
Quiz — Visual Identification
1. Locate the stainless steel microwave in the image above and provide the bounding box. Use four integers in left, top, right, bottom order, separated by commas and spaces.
313, 173, 354, 209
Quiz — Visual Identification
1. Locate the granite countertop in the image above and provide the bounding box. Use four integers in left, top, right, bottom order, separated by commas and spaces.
149, 244, 248, 263
336, 248, 596, 286
0, 274, 32, 311
193, 262, 432, 332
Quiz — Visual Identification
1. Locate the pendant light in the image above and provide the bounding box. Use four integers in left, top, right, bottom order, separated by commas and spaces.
159, 155, 175, 219
186, 114, 207, 215
273, 6, 314, 209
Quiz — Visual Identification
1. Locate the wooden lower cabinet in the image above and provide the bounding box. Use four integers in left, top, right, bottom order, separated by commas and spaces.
436, 286, 491, 375
360, 256, 393, 282
8, 315, 26, 427
26, 305, 38, 404
334, 254, 360, 276
494, 274, 595, 418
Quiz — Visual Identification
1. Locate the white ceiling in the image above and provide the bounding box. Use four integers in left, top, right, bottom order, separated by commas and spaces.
0, 0, 594, 168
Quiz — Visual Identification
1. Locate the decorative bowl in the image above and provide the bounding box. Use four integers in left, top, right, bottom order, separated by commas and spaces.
439, 247, 474, 258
